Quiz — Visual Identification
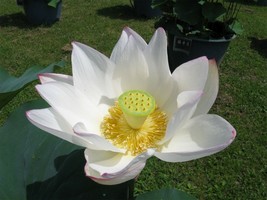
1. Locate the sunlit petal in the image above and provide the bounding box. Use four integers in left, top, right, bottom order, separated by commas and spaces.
160, 91, 203, 144
72, 42, 116, 102
35, 82, 103, 134
112, 35, 149, 93
123, 27, 147, 51
39, 73, 73, 85
84, 149, 154, 185
172, 56, 209, 93
26, 108, 88, 148
111, 27, 147, 64
155, 114, 236, 162
193, 59, 219, 116
110, 30, 128, 63
73, 122, 124, 153
144, 28, 173, 108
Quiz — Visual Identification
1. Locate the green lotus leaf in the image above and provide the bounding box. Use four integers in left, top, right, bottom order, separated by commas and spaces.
0, 99, 80, 199
0, 61, 64, 110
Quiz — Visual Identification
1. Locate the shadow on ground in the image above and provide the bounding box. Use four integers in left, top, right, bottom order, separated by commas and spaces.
249, 37, 267, 58
97, 5, 147, 21
0, 12, 30, 28
26, 149, 134, 200
0, 12, 55, 29
225, 0, 259, 5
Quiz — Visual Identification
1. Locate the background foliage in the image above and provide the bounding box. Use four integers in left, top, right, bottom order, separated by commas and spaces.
0, 0, 266, 199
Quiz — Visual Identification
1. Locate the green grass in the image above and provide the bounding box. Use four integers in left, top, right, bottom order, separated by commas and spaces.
0, 0, 266, 199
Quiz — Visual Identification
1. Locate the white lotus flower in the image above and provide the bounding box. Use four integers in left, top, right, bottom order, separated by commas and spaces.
27, 27, 236, 185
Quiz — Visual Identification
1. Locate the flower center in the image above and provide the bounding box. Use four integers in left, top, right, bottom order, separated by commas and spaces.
118, 90, 156, 129
101, 90, 168, 156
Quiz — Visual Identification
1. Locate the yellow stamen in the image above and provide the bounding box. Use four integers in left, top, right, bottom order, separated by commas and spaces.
101, 91, 168, 156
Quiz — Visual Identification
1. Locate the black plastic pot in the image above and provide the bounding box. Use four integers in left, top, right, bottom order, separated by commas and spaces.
167, 34, 235, 72
257, 0, 267, 6
23, 0, 62, 25
130, 0, 161, 18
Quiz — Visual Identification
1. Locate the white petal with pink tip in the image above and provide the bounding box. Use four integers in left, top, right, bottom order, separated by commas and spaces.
84, 149, 154, 185
155, 114, 236, 162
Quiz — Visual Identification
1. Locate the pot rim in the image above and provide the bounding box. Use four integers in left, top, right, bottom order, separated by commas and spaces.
169, 33, 236, 43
